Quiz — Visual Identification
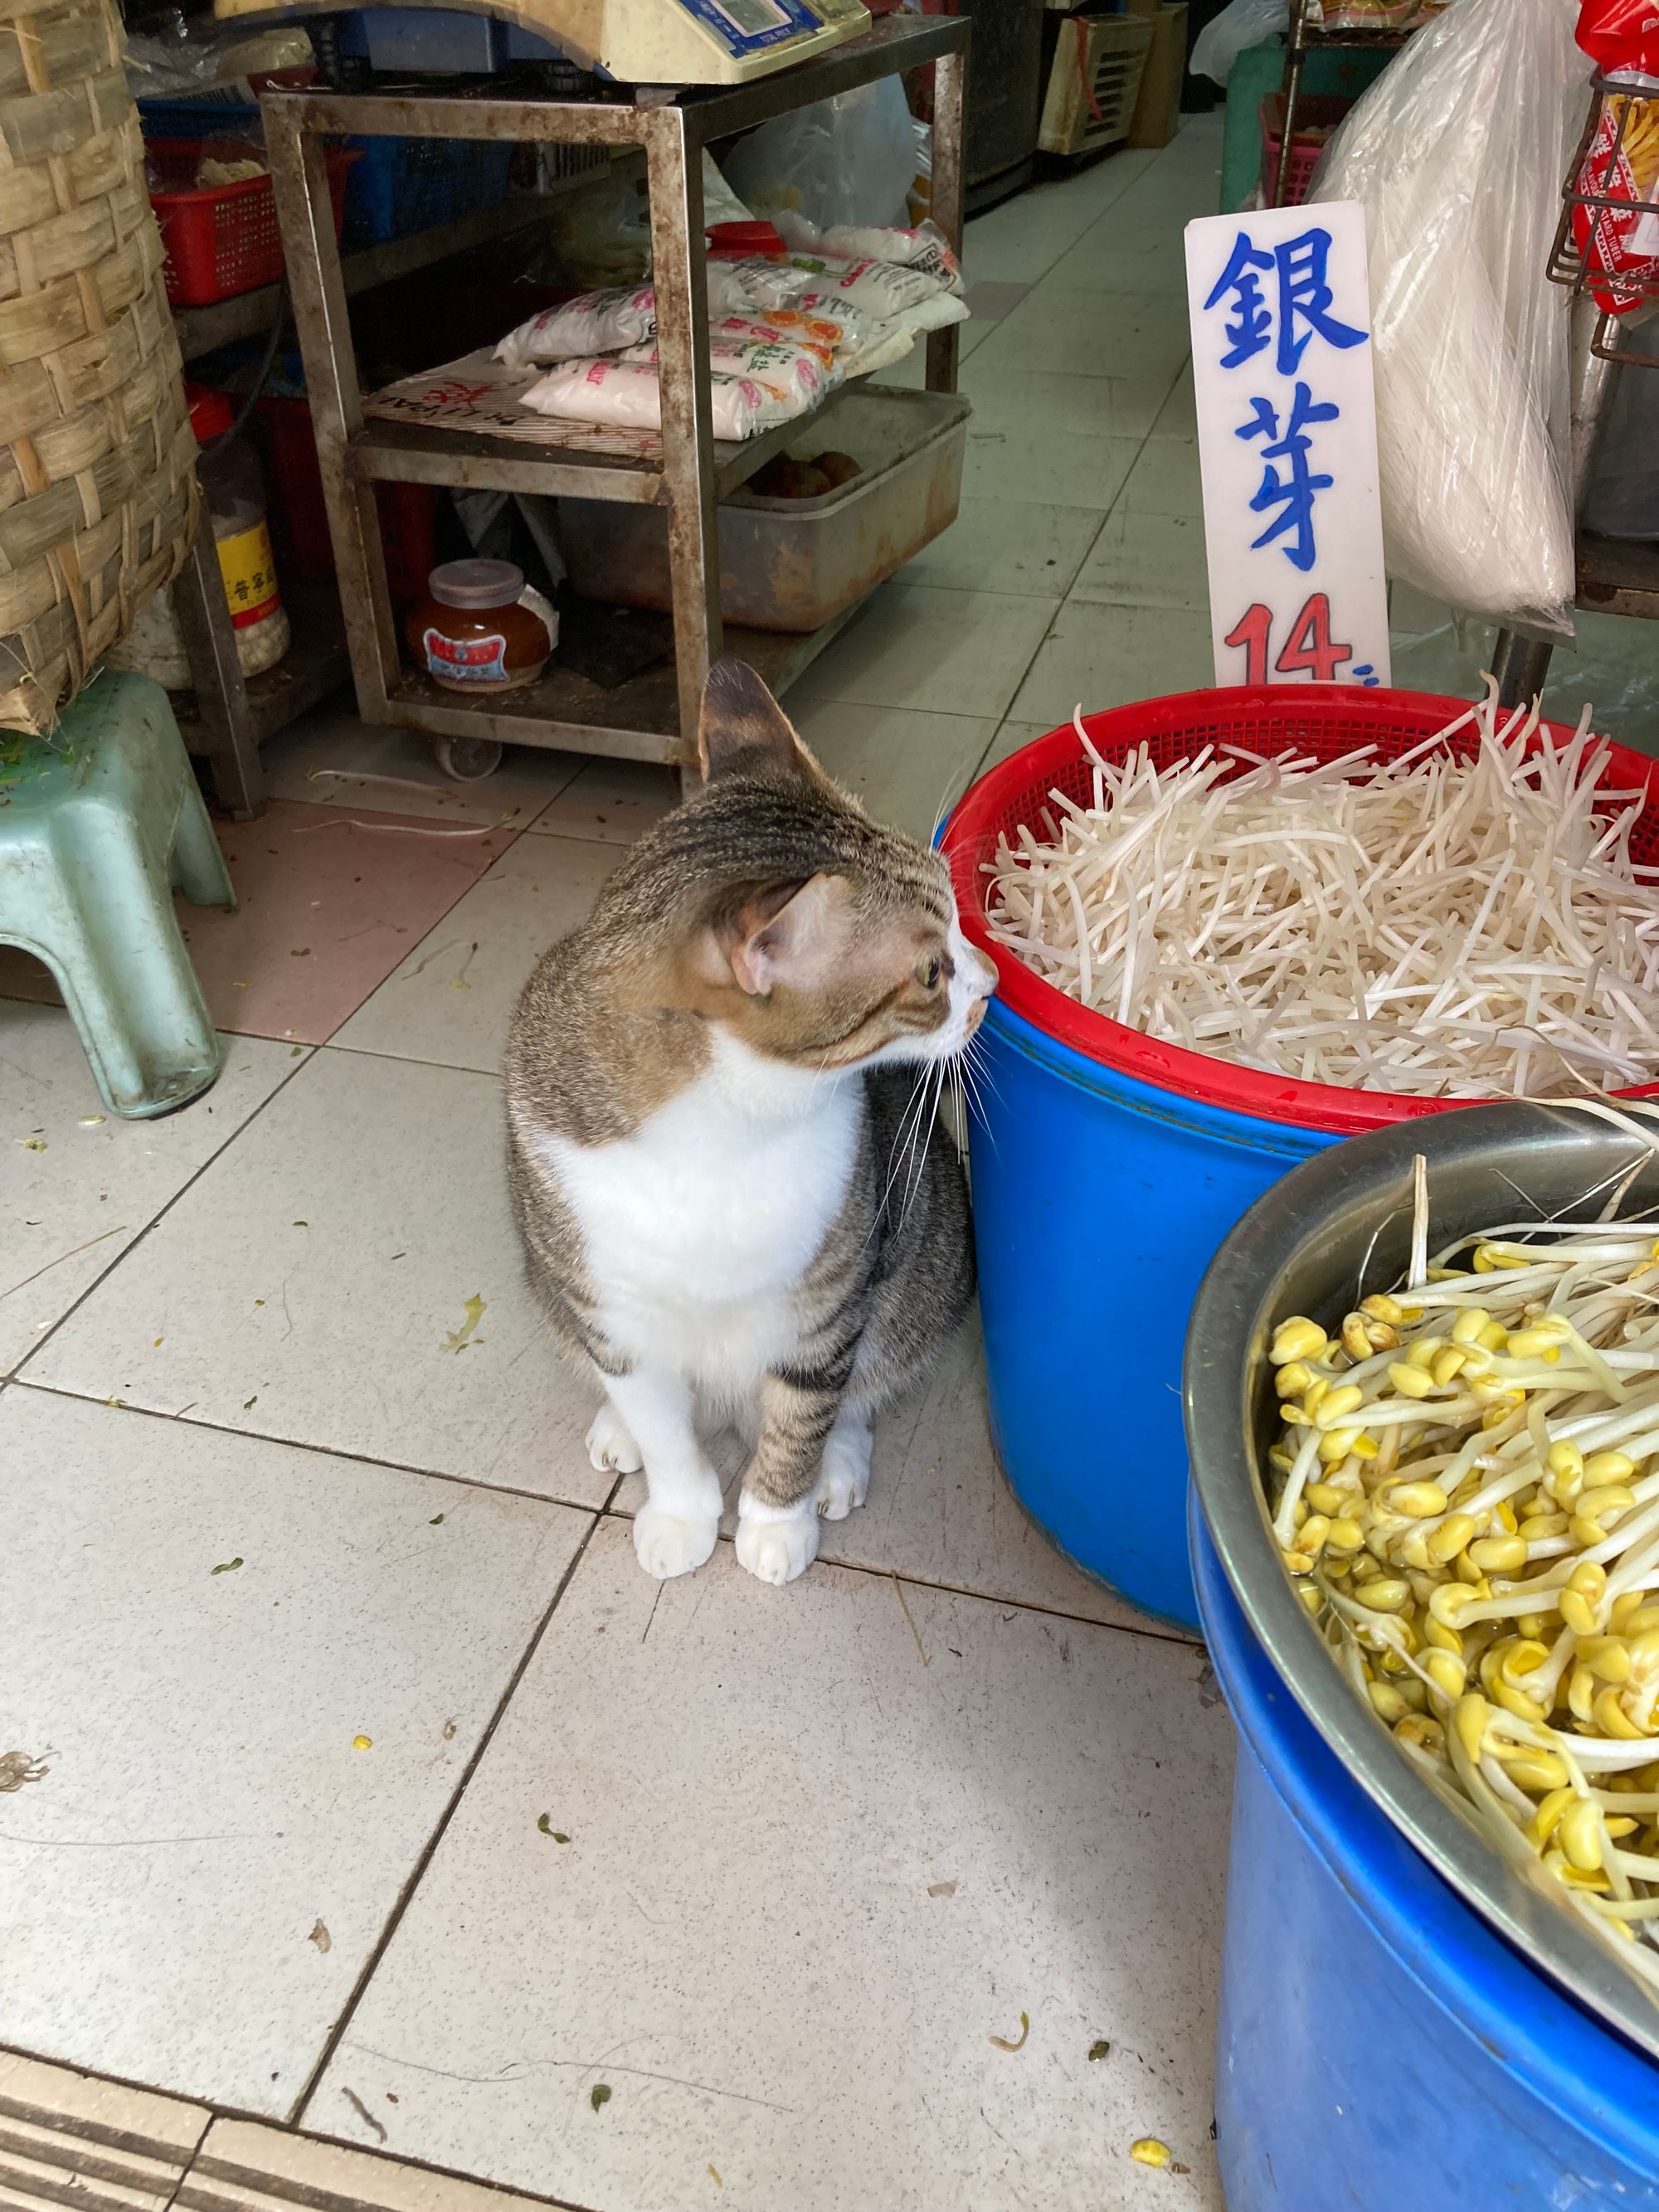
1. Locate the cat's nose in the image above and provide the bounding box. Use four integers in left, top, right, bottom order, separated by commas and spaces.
969, 945, 998, 998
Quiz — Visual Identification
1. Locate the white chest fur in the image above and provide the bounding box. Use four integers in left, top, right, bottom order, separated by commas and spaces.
537, 1033, 864, 1393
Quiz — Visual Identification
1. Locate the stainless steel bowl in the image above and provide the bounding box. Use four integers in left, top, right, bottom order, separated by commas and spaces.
1185, 1099, 1659, 2064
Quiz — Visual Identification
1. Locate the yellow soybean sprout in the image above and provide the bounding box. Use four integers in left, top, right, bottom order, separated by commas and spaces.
1270, 1115, 1659, 1996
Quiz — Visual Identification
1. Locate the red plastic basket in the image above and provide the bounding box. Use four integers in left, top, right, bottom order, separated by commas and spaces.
1258, 93, 1350, 207
941, 685, 1659, 1138
149, 141, 356, 309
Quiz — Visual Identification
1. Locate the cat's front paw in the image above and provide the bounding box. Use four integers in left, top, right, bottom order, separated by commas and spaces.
586, 1402, 644, 1474
735, 1501, 820, 1586
633, 1503, 718, 1579
815, 1419, 872, 1520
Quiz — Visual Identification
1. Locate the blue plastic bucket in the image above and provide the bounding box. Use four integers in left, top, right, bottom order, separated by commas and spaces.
941, 688, 1598, 1633
967, 1005, 1334, 1629
1193, 1508, 1659, 2209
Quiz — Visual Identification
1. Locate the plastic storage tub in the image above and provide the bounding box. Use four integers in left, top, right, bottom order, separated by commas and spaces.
557, 386, 969, 633
341, 136, 513, 249
940, 689, 1659, 1630
1185, 1104, 1659, 2210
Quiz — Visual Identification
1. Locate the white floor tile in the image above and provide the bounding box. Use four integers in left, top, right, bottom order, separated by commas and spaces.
1069, 510, 1209, 612
526, 756, 683, 844
791, 700, 998, 843
1010, 603, 1215, 728
609, 1317, 1187, 1636
23, 1049, 612, 1507
1150, 362, 1197, 439
792, 583, 1053, 719
260, 704, 584, 829
961, 357, 1179, 443
1, 1010, 301, 1377
964, 416, 1141, 512
975, 717, 1063, 777
966, 298, 1190, 386
1119, 435, 1203, 517
961, 193, 1107, 285
307, 1518, 1230, 2211
332, 835, 620, 1076
1040, 238, 1196, 293
901, 496, 1106, 596
0, 1387, 590, 2114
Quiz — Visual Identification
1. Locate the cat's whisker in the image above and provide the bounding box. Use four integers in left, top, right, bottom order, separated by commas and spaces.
962, 1032, 1005, 1107
956, 1046, 1000, 1158
898, 1062, 946, 1227
868, 1065, 936, 1248
929, 760, 972, 848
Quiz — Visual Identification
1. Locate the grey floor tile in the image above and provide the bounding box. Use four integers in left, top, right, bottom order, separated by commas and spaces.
22, 1049, 612, 1507
2, 1011, 301, 1376
308, 1519, 1229, 2210
333, 835, 621, 1076
0, 1387, 589, 2113
792, 583, 1054, 719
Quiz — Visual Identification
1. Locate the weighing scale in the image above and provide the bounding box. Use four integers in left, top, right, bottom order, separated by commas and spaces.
212, 0, 870, 87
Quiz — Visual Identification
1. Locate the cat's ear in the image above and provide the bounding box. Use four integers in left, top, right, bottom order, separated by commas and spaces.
698, 657, 812, 785
722, 873, 852, 996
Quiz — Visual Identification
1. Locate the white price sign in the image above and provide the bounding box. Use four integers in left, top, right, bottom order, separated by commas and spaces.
1185, 201, 1389, 691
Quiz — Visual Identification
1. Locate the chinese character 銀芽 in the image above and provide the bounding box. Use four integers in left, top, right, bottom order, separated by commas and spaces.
1203, 226, 1366, 377
1237, 382, 1340, 572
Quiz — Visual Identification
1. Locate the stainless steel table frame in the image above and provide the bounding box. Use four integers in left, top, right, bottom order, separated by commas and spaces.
260, 17, 971, 785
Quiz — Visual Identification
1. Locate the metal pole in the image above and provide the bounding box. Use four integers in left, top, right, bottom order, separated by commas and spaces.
1272, 0, 1308, 209
645, 103, 722, 782
926, 41, 966, 395
264, 97, 401, 722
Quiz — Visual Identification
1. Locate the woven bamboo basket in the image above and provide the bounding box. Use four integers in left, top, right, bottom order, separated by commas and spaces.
0, 0, 198, 732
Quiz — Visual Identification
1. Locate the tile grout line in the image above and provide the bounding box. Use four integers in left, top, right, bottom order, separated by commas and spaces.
6, 1373, 610, 1519
11, 1370, 1198, 1650
594, 1507, 1202, 1652
285, 1493, 615, 2131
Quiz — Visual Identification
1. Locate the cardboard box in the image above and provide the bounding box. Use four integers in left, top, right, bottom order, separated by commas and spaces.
1128, 1, 1187, 148
1124, 0, 1161, 18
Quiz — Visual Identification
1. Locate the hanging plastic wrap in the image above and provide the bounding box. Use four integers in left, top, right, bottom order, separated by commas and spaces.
722, 79, 916, 232
1311, 0, 1593, 634
1191, 0, 1287, 86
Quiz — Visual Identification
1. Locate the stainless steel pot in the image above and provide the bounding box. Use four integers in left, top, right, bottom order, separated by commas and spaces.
1185, 1098, 1659, 2064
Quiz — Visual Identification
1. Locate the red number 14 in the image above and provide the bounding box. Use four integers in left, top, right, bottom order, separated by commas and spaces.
1224, 594, 1356, 684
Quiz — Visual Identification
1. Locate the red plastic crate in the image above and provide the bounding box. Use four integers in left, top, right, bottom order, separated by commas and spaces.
148, 141, 356, 309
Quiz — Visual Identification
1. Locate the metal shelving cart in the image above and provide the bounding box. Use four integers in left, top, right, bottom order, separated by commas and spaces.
260, 13, 969, 788
166, 187, 611, 816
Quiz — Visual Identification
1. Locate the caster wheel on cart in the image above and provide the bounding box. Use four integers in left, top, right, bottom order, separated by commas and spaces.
433, 736, 504, 783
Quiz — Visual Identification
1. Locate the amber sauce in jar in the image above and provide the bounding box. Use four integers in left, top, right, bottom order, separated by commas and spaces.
406, 558, 555, 693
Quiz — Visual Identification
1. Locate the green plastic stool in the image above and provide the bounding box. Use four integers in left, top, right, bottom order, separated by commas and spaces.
0, 669, 236, 1119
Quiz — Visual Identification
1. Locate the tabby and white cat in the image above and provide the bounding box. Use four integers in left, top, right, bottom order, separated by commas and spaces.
505, 659, 995, 1586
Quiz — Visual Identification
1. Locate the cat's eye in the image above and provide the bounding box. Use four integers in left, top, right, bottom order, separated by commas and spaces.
919, 957, 943, 989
